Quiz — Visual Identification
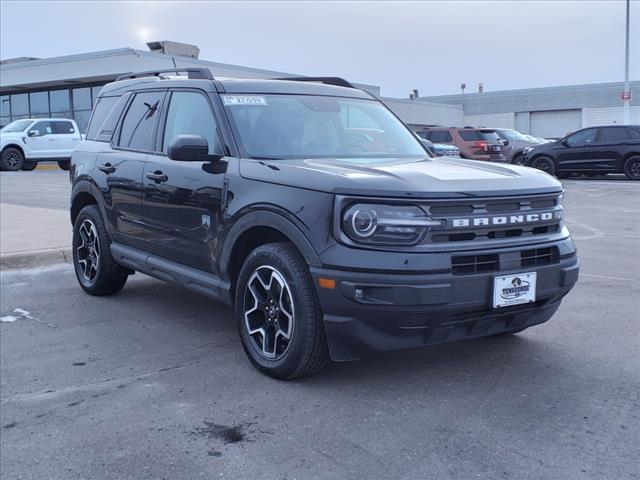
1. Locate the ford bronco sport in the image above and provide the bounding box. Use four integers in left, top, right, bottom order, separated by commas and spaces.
70, 69, 579, 379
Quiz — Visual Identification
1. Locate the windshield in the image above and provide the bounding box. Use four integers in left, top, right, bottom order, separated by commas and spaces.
499, 129, 528, 141
222, 94, 426, 160
0, 119, 33, 133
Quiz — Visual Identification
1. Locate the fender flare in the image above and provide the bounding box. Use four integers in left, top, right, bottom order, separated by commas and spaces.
70, 179, 107, 225
220, 210, 322, 280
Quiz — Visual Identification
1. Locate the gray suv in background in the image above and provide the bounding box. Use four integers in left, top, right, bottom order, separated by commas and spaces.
493, 128, 540, 165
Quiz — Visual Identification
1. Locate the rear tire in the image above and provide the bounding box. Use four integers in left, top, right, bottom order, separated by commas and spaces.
623, 156, 640, 180
58, 160, 70, 171
21, 160, 37, 171
72, 205, 128, 296
532, 155, 556, 176
1, 148, 24, 171
235, 242, 329, 379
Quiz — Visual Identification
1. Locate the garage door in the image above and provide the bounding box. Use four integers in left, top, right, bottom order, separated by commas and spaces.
530, 109, 582, 138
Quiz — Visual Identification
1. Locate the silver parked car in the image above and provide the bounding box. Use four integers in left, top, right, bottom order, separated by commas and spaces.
494, 128, 540, 165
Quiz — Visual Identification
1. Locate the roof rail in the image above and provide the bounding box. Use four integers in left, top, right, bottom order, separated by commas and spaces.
273, 76, 357, 89
115, 68, 214, 82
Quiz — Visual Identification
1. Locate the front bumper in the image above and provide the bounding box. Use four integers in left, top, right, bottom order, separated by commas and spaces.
310, 239, 579, 361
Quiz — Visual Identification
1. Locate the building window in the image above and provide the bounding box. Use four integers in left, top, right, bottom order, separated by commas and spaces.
73, 110, 93, 133
29, 91, 49, 115
72, 87, 92, 111
10, 94, 29, 116
1, 96, 10, 117
50, 89, 70, 113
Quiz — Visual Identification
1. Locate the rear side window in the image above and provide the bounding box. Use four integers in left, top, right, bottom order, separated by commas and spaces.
86, 96, 120, 141
598, 127, 630, 142
117, 91, 164, 151
459, 130, 500, 142
52, 121, 75, 134
429, 131, 453, 143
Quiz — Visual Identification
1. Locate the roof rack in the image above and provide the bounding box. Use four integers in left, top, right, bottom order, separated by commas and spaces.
273, 76, 357, 89
115, 68, 214, 82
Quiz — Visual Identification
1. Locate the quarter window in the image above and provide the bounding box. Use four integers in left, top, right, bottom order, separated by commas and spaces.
118, 91, 163, 151
86, 96, 120, 141
162, 91, 220, 154
598, 127, 629, 142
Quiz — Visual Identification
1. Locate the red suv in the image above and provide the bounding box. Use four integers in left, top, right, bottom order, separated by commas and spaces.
419, 127, 507, 162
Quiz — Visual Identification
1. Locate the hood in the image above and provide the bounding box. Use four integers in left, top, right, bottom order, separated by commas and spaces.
240, 156, 562, 199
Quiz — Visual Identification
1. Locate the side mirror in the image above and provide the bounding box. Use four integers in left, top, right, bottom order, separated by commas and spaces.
560, 138, 569, 147
28, 130, 39, 137
167, 134, 222, 162
502, 139, 509, 146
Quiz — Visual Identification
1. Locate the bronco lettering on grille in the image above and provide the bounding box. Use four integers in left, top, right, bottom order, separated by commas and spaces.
451, 212, 554, 228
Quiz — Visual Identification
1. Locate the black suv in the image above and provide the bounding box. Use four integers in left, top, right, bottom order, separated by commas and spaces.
523, 125, 640, 180
70, 69, 579, 379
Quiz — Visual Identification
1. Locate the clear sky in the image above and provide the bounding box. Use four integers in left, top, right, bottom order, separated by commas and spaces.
0, 0, 637, 98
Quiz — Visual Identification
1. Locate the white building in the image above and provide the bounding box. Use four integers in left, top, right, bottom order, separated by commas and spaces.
0, 41, 461, 131
417, 81, 640, 138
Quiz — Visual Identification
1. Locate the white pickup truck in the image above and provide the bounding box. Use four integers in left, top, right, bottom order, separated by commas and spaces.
0, 118, 82, 171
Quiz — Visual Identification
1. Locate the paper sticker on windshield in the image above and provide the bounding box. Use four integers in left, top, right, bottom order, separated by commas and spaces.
222, 95, 268, 106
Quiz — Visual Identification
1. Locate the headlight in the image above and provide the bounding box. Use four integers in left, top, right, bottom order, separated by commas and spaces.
342, 203, 443, 246
524, 146, 534, 153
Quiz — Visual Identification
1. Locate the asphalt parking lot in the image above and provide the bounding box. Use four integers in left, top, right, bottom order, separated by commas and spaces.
1, 171, 639, 480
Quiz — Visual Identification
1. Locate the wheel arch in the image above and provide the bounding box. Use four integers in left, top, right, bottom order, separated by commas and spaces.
70, 180, 105, 225
221, 211, 321, 297
2, 143, 25, 158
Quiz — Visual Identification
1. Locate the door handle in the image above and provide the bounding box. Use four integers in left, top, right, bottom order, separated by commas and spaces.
146, 170, 168, 183
98, 162, 116, 174
49, 138, 56, 142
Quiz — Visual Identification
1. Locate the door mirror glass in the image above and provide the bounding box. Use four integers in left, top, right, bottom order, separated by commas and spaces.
28, 129, 40, 137
168, 134, 222, 162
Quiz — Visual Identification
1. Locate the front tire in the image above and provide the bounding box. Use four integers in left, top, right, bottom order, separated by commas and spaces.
532, 155, 556, 176
623, 156, 640, 180
72, 205, 128, 296
511, 153, 524, 166
1, 148, 24, 171
235, 242, 329, 379
58, 160, 70, 171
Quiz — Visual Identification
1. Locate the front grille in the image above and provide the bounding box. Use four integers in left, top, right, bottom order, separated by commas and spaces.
521, 247, 558, 267
422, 193, 562, 246
452, 246, 560, 275
452, 254, 499, 274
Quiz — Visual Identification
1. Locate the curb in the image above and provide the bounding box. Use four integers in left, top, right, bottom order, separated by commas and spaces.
0, 247, 72, 271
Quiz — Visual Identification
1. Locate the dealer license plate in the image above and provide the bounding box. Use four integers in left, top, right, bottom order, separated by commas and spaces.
493, 272, 537, 308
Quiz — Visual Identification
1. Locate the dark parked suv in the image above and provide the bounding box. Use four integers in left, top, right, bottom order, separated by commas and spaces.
70, 69, 579, 379
523, 125, 640, 180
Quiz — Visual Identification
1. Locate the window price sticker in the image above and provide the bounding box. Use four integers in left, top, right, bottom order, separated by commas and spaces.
222, 95, 268, 106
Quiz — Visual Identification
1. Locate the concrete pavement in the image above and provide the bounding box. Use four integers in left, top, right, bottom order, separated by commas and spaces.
1, 170, 71, 269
